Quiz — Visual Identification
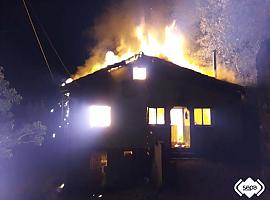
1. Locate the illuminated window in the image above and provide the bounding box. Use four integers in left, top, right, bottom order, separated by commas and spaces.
194, 108, 211, 125
123, 150, 133, 157
170, 107, 190, 148
133, 67, 146, 80
100, 153, 108, 167
90, 152, 107, 171
170, 108, 182, 125
157, 108, 165, 124
89, 105, 111, 127
194, 108, 202, 125
148, 108, 157, 124
203, 108, 211, 125
148, 107, 165, 125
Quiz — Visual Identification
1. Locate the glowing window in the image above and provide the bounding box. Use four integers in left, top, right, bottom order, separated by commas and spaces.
170, 107, 191, 148
194, 108, 211, 126
203, 108, 211, 125
100, 153, 108, 167
89, 105, 111, 127
157, 108, 165, 124
148, 107, 165, 125
123, 150, 133, 157
90, 152, 107, 171
133, 67, 146, 80
194, 108, 203, 125
148, 108, 157, 124
170, 108, 182, 125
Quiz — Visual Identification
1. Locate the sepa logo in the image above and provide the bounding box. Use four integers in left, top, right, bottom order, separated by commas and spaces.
234, 178, 265, 198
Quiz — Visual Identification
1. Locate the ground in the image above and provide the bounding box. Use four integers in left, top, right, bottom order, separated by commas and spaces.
0, 143, 267, 200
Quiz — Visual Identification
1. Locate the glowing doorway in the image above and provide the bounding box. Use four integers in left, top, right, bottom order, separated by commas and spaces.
170, 107, 190, 148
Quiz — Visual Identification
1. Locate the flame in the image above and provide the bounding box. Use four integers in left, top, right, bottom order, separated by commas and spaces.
135, 21, 214, 76
72, 20, 216, 81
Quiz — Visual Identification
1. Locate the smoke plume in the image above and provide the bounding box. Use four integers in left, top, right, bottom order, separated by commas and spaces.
73, 0, 270, 85
73, 0, 174, 80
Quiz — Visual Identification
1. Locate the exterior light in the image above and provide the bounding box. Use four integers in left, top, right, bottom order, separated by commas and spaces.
61, 83, 65, 87
50, 108, 54, 113
89, 105, 111, 127
133, 67, 146, 80
52, 133, 56, 138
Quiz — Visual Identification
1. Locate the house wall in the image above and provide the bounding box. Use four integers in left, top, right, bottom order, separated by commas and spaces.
65, 57, 259, 190
68, 57, 258, 159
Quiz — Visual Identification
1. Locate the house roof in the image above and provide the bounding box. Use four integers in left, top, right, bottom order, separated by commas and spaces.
64, 53, 244, 94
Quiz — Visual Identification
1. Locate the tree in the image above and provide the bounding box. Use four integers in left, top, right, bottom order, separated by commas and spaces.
0, 66, 46, 158
194, 0, 270, 85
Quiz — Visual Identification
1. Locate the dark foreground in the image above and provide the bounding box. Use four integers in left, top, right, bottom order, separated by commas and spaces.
1, 149, 268, 200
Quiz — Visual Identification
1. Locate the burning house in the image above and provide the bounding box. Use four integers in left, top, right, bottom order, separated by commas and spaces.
62, 53, 258, 189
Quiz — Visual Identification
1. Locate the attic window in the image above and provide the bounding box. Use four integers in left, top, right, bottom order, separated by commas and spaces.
133, 67, 146, 80
148, 107, 165, 125
194, 108, 211, 126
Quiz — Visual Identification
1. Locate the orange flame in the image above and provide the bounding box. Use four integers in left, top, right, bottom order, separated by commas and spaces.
72, 21, 216, 81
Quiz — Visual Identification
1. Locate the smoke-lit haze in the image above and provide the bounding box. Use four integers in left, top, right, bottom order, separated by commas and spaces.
73, 0, 270, 85
73, 0, 174, 80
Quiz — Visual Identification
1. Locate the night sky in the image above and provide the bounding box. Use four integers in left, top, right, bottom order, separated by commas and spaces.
1, 0, 109, 103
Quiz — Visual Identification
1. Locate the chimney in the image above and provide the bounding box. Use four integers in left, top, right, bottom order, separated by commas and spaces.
212, 50, 217, 78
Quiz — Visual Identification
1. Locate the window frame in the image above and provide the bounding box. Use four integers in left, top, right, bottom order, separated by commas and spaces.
89, 105, 112, 128
194, 107, 212, 126
133, 67, 147, 80
147, 107, 165, 125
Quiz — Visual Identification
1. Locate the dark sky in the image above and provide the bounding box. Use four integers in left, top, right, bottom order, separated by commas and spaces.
0, 0, 109, 103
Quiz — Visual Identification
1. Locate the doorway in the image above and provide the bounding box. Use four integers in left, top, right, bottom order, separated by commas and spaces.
170, 107, 190, 148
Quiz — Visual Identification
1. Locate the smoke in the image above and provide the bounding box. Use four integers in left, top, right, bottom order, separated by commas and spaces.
73, 0, 175, 80
194, 0, 270, 85
73, 0, 270, 85
227, 0, 270, 85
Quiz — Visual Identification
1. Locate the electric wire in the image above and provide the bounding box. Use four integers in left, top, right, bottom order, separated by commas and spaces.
39, 26, 73, 77
26, 1, 73, 77
21, 0, 54, 80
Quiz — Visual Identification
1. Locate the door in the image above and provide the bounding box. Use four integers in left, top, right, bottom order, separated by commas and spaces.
170, 107, 191, 148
